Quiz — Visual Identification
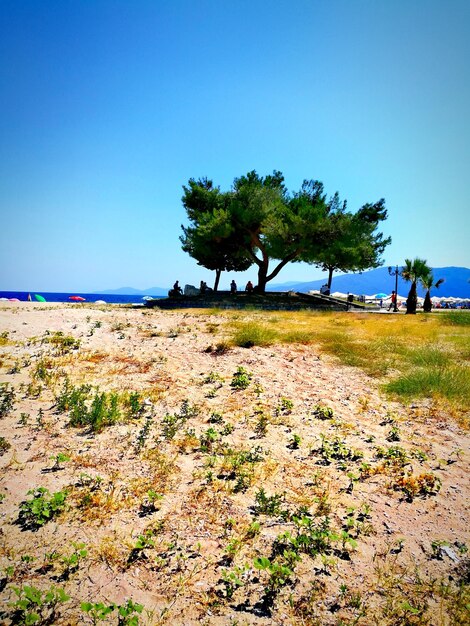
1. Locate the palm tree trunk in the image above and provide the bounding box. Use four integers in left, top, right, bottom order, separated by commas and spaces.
406, 282, 418, 314
423, 290, 432, 313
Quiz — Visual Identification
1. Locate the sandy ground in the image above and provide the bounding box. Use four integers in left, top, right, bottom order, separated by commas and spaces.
0, 302, 468, 625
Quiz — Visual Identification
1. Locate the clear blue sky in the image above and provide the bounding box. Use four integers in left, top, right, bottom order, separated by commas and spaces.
1, 0, 469, 292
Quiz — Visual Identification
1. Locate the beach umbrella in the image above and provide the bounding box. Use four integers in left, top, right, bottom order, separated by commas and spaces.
375, 292, 388, 298
69, 296, 86, 301
95, 300, 106, 304
34, 294, 46, 302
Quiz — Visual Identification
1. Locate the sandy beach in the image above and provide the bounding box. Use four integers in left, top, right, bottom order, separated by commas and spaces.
0, 302, 468, 625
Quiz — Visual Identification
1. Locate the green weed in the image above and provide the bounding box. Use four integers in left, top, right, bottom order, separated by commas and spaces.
9, 584, 70, 625
19, 487, 67, 529
230, 366, 253, 390
0, 383, 15, 417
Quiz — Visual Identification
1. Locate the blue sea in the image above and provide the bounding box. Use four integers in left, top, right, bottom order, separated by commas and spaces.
0, 291, 164, 304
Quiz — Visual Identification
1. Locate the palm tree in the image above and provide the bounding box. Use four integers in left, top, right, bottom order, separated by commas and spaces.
421, 274, 444, 312
401, 258, 431, 314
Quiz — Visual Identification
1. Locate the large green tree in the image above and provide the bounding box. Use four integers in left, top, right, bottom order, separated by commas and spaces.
229, 172, 329, 292
311, 196, 391, 290
180, 178, 251, 291
401, 258, 431, 314
180, 171, 389, 294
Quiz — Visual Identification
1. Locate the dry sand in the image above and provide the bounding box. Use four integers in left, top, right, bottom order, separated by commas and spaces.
0, 302, 468, 625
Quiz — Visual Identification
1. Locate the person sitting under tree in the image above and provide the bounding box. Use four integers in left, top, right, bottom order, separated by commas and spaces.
169, 281, 183, 297
245, 280, 254, 293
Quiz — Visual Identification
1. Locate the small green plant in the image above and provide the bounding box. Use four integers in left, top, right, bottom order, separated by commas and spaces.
8, 360, 21, 374
253, 556, 293, 592
277, 397, 294, 414
230, 366, 253, 390
199, 427, 220, 452
19, 412, 30, 426
254, 488, 287, 518
220, 422, 234, 436
387, 425, 401, 442
59, 542, 88, 579
217, 446, 264, 493
81, 601, 116, 624
317, 434, 363, 464
208, 411, 224, 424
0, 436, 11, 455
288, 433, 301, 449
19, 487, 67, 529
162, 400, 199, 440
220, 566, 246, 599
126, 392, 143, 418
116, 599, 144, 625
128, 530, 156, 563
312, 405, 334, 420
36, 408, 45, 429
0, 383, 15, 417
203, 371, 224, 384
9, 584, 70, 625
139, 490, 163, 516
254, 412, 269, 437
135, 417, 153, 452
50, 452, 70, 470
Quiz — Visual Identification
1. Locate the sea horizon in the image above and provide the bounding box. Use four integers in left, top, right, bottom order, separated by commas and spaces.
0, 290, 164, 304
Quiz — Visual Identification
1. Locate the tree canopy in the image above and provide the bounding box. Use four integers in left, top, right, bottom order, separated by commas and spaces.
180, 178, 252, 291
180, 171, 390, 293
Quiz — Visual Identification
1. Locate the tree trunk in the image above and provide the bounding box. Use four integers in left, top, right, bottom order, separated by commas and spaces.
213, 269, 221, 292
423, 290, 432, 313
327, 267, 334, 290
406, 282, 417, 314
256, 264, 268, 293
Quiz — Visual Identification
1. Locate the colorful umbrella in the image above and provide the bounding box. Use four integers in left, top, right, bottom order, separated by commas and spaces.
34, 294, 46, 302
69, 296, 86, 301
375, 292, 388, 298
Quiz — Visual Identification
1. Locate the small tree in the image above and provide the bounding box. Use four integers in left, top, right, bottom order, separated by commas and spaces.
401, 258, 431, 314
421, 274, 444, 313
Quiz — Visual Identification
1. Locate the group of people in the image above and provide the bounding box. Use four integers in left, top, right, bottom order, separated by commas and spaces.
170, 279, 256, 296
231, 280, 254, 294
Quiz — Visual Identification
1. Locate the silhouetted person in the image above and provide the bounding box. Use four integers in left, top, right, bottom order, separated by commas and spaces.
230, 280, 237, 294
245, 280, 254, 293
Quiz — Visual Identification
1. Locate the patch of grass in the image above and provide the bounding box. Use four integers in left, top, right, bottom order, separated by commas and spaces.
440, 311, 470, 326
407, 346, 451, 367
385, 366, 470, 405
231, 323, 278, 348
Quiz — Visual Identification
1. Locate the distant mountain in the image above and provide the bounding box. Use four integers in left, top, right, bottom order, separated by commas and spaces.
96, 286, 168, 296
270, 267, 470, 298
